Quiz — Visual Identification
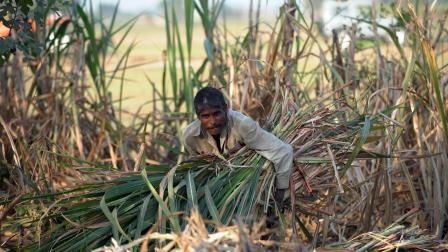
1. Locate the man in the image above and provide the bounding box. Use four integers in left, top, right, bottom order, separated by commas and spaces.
182, 86, 293, 218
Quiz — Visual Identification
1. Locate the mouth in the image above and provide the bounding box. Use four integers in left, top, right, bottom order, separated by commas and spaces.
208, 125, 223, 130
207, 125, 223, 134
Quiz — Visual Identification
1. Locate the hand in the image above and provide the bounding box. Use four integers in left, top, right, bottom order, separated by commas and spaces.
274, 188, 287, 210
266, 188, 287, 229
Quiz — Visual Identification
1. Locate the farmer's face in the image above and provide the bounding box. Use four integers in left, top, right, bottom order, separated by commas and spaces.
198, 106, 227, 136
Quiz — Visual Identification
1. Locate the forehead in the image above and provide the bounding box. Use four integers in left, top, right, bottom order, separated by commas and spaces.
198, 107, 224, 116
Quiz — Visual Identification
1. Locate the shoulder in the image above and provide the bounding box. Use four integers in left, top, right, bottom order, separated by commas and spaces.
228, 109, 258, 131
229, 109, 253, 122
182, 120, 201, 142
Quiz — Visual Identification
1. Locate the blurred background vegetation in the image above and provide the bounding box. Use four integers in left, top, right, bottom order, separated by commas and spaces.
0, 0, 447, 250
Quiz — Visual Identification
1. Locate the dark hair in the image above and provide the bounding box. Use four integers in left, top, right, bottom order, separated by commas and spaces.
194, 87, 226, 115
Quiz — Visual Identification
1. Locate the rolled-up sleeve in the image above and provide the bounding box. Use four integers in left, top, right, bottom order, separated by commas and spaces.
238, 116, 293, 189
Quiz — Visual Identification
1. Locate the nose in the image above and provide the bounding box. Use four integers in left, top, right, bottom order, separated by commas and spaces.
210, 115, 216, 126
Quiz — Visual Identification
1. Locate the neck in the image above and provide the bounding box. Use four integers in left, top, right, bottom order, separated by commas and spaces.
212, 134, 223, 153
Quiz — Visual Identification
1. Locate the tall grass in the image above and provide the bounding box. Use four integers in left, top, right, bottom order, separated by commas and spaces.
1, 0, 448, 250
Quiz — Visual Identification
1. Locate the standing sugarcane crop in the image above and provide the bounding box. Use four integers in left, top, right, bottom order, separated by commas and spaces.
182, 87, 293, 230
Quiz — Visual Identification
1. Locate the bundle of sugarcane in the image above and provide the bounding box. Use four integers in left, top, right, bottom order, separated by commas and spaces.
9, 99, 378, 251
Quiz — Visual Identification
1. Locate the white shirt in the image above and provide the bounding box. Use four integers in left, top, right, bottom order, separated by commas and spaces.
182, 109, 293, 189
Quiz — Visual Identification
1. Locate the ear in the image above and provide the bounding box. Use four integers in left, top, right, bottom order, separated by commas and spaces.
224, 103, 228, 110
